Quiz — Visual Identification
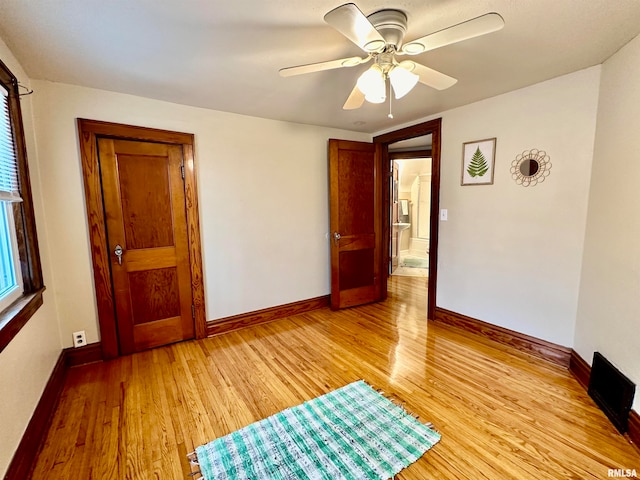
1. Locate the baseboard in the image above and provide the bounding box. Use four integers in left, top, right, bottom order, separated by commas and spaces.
569, 349, 640, 450
433, 307, 571, 367
4, 351, 67, 479
65, 341, 103, 367
207, 295, 330, 337
569, 349, 591, 390
629, 410, 640, 449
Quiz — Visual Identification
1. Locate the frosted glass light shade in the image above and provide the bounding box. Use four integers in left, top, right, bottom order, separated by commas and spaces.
389, 65, 419, 99
356, 65, 386, 104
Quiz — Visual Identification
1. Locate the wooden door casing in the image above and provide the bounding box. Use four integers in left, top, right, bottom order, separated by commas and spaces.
78, 119, 206, 359
329, 139, 383, 309
99, 139, 194, 353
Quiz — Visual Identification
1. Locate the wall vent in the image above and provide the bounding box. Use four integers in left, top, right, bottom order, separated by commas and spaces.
588, 352, 635, 433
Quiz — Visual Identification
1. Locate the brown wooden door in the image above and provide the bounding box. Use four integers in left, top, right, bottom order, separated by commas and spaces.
98, 138, 194, 354
329, 139, 383, 309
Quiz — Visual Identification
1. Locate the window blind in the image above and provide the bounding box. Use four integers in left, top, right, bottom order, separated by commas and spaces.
0, 85, 21, 202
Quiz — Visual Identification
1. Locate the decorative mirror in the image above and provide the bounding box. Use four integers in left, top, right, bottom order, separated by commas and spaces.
510, 149, 551, 187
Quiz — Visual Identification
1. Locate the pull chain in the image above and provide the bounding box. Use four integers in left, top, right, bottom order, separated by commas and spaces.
388, 80, 394, 119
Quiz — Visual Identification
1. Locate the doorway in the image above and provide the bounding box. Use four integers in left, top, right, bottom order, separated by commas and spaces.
389, 137, 432, 279
77, 119, 206, 359
374, 119, 441, 319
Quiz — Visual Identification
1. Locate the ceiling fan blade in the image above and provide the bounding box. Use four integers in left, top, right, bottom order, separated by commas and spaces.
401, 13, 504, 55
400, 61, 457, 90
279, 56, 369, 77
324, 3, 386, 53
343, 84, 365, 110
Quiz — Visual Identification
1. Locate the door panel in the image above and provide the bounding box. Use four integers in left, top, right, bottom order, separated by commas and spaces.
329, 139, 382, 309
339, 247, 375, 290
98, 138, 194, 354
118, 152, 174, 248
128, 268, 180, 324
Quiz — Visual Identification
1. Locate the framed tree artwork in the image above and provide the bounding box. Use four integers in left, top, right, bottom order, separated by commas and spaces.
461, 138, 496, 186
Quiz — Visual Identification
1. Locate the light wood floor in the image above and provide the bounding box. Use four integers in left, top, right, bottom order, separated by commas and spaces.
33, 277, 639, 479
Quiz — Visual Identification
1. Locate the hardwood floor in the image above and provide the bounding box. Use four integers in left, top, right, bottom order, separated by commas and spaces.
32, 277, 639, 479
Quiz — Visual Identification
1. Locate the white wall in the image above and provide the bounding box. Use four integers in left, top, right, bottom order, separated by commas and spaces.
437, 68, 600, 346
378, 67, 601, 346
574, 34, 640, 411
0, 39, 61, 477
30, 80, 370, 346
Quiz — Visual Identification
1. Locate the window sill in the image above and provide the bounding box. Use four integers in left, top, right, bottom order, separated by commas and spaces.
0, 287, 45, 354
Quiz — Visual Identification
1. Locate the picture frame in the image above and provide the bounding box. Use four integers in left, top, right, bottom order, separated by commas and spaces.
461, 138, 496, 186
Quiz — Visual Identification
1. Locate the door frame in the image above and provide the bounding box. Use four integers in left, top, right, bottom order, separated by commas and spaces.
373, 118, 442, 319
77, 119, 206, 359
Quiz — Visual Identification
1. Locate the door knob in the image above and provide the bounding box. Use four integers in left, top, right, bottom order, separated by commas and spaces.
333, 232, 341, 244
114, 244, 123, 265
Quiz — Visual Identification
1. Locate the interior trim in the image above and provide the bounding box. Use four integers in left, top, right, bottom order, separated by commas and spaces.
433, 306, 571, 367
0, 289, 44, 353
569, 348, 591, 390
207, 295, 330, 337
389, 149, 432, 160
629, 409, 640, 451
65, 342, 104, 367
569, 349, 640, 451
0, 59, 45, 354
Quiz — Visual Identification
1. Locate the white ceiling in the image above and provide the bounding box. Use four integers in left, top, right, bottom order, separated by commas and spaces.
1, 0, 640, 134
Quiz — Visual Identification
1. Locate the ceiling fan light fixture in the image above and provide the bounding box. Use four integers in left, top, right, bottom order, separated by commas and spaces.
401, 42, 426, 55
282, 4, 502, 113
365, 92, 386, 103
363, 39, 386, 52
341, 57, 364, 67
388, 65, 419, 99
397, 60, 416, 71
357, 65, 386, 103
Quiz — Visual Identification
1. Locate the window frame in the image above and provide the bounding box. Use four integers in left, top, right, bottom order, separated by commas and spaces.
0, 58, 45, 353
0, 200, 24, 309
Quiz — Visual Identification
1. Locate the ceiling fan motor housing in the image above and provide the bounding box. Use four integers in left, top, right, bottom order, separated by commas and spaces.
367, 9, 408, 48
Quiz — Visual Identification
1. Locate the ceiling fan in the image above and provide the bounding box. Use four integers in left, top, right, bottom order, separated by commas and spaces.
279, 3, 504, 111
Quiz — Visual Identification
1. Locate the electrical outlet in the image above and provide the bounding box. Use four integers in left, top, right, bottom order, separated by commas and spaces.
73, 330, 86, 348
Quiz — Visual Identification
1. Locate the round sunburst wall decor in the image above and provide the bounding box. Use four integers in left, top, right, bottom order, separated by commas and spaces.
510, 149, 551, 187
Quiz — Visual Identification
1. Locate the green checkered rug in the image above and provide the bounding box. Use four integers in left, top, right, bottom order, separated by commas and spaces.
193, 380, 440, 479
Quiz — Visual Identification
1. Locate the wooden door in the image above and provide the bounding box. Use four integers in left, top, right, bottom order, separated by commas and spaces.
329, 139, 383, 309
98, 138, 194, 354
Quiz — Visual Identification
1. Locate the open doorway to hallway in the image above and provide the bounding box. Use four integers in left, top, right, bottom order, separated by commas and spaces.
388, 135, 432, 280
374, 118, 441, 319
